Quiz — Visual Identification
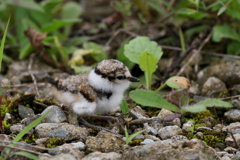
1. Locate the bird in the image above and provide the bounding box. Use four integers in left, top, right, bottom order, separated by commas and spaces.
48, 59, 139, 126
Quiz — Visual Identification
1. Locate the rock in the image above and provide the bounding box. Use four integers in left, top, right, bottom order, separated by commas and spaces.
197, 59, 240, 87
232, 99, 240, 109
42, 105, 67, 123
81, 151, 121, 160
21, 114, 42, 126
35, 123, 88, 141
182, 120, 194, 132
10, 123, 33, 135
236, 151, 240, 160
230, 85, 240, 96
225, 133, 240, 148
222, 122, 240, 132
196, 132, 204, 139
86, 131, 125, 153
130, 106, 157, 135
157, 108, 174, 120
35, 138, 50, 147
140, 139, 154, 145
217, 151, 234, 160
7, 60, 52, 84
48, 144, 84, 160
67, 109, 79, 125
201, 77, 227, 96
171, 135, 188, 142
0, 134, 9, 151
71, 142, 86, 151
3, 113, 11, 121
41, 153, 76, 160
188, 83, 200, 95
172, 118, 181, 127
133, 134, 144, 140
213, 124, 224, 132
224, 109, 240, 122
122, 138, 220, 160
158, 125, 182, 140
144, 135, 160, 141
18, 105, 35, 119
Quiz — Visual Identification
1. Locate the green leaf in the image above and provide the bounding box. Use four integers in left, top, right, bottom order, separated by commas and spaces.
127, 129, 145, 145
120, 99, 129, 114
217, 6, 227, 16
196, 99, 232, 108
0, 16, 10, 71
179, 28, 186, 52
139, 52, 158, 74
71, 65, 92, 74
166, 76, 190, 89
124, 36, 163, 64
13, 110, 50, 143
181, 104, 206, 113
6, 0, 44, 12
83, 42, 107, 61
176, 8, 209, 19
41, 19, 80, 32
139, 51, 158, 89
62, 1, 82, 35
227, 41, 240, 55
13, 152, 39, 160
124, 126, 145, 145
62, 2, 82, 19
129, 89, 180, 112
212, 25, 240, 42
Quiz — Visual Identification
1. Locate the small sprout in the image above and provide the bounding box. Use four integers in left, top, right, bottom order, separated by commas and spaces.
166, 76, 190, 89
125, 126, 145, 145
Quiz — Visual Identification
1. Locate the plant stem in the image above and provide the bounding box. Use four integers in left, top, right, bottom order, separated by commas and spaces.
155, 82, 167, 92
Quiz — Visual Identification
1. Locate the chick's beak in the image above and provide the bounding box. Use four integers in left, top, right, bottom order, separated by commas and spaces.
128, 76, 140, 82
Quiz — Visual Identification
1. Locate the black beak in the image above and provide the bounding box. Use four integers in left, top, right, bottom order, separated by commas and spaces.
129, 76, 140, 82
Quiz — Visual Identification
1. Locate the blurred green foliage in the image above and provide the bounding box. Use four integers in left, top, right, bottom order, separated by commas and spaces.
1, 0, 240, 73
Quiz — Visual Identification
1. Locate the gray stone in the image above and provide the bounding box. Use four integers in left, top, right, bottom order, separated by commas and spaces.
42, 105, 67, 123
140, 139, 154, 145
82, 151, 121, 160
222, 122, 240, 132
201, 77, 227, 96
232, 99, 240, 109
86, 131, 125, 153
48, 144, 84, 160
130, 106, 157, 135
41, 154, 76, 160
18, 105, 35, 119
35, 138, 50, 147
172, 118, 181, 127
3, 113, 11, 121
197, 59, 240, 87
10, 123, 33, 135
122, 138, 220, 160
182, 120, 194, 132
224, 109, 240, 122
158, 125, 182, 140
35, 123, 89, 141
225, 133, 240, 148
236, 151, 240, 160
71, 142, 86, 151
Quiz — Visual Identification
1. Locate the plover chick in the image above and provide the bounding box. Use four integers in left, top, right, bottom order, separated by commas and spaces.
48, 59, 139, 130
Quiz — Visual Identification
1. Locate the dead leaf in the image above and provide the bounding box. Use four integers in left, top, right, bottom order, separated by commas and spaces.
24, 27, 47, 52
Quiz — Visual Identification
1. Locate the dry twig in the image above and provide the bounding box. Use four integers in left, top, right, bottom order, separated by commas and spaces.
28, 53, 40, 98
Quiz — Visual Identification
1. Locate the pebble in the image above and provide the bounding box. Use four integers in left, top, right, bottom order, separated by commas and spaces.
42, 105, 67, 123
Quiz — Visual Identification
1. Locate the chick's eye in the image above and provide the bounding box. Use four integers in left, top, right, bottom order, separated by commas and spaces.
116, 76, 125, 80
